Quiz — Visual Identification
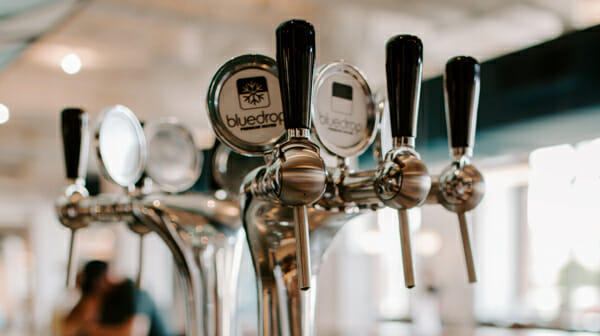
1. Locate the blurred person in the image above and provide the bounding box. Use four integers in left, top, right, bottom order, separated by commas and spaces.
60, 260, 170, 336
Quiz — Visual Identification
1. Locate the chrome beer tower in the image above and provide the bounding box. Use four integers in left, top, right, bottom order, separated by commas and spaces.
55, 107, 246, 336
209, 19, 485, 336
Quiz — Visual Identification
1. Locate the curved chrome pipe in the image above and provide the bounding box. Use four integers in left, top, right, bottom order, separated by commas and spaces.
133, 203, 203, 336
140, 193, 244, 336
194, 228, 244, 336
57, 193, 245, 336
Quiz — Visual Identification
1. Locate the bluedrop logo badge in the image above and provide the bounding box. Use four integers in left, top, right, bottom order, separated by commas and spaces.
227, 76, 283, 132
237, 76, 271, 110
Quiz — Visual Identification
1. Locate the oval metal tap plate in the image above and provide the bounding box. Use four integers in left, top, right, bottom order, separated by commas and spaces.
311, 62, 379, 158
207, 54, 285, 156
95, 105, 147, 188
144, 118, 202, 193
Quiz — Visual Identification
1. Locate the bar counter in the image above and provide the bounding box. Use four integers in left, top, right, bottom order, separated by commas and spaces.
307, 323, 597, 336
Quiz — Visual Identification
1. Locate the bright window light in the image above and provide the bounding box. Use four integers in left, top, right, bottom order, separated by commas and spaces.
475, 140, 600, 331
61, 53, 82, 75
0, 103, 9, 124
414, 229, 442, 257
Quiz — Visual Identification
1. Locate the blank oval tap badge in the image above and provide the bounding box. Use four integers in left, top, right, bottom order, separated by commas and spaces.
312, 62, 376, 158
314, 76, 367, 146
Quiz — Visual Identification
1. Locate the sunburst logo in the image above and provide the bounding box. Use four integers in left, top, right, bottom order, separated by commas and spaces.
237, 76, 271, 110
241, 81, 265, 105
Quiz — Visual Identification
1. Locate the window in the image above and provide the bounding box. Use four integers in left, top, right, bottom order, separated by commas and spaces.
475, 140, 600, 332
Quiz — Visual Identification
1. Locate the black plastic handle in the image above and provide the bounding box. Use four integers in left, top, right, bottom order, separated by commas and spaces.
276, 19, 315, 130
385, 35, 423, 139
444, 56, 480, 149
61, 108, 88, 180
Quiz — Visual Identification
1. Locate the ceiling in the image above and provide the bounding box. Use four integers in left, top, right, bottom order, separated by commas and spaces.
0, 0, 598, 189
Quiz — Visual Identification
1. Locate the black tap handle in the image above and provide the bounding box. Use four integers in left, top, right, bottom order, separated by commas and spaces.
276, 19, 315, 130
444, 56, 480, 149
385, 35, 423, 139
61, 108, 88, 181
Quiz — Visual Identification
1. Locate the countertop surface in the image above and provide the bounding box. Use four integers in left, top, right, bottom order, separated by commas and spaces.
313, 323, 597, 336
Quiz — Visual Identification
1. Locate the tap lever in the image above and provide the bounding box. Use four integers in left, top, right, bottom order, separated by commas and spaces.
439, 56, 484, 283
60, 108, 90, 288
398, 209, 415, 288
379, 35, 429, 289
276, 19, 315, 132
61, 108, 89, 186
444, 56, 480, 154
385, 35, 423, 141
275, 19, 324, 291
458, 212, 477, 283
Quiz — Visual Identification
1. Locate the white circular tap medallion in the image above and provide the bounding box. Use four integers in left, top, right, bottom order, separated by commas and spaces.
95, 105, 147, 187
312, 62, 378, 158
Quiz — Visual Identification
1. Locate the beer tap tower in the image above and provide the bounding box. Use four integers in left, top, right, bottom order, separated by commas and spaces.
209, 20, 485, 335
56, 106, 249, 336
208, 20, 380, 336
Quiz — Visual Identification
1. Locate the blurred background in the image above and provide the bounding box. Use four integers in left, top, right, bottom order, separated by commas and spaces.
0, 0, 600, 335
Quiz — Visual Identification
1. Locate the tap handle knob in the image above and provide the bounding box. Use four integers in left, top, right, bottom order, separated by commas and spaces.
276, 19, 315, 131
444, 56, 480, 151
61, 108, 89, 182
385, 35, 423, 140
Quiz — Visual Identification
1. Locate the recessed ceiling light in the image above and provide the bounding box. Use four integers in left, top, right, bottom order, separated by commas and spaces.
61, 53, 82, 75
215, 189, 228, 200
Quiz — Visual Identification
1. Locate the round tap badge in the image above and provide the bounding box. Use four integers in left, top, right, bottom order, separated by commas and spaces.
95, 105, 147, 187
207, 54, 285, 156
311, 62, 378, 158
144, 118, 202, 193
